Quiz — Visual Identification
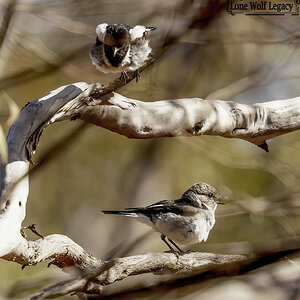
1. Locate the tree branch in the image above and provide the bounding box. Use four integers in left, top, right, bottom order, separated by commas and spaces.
0, 82, 94, 261
59, 84, 300, 151
94, 247, 300, 300
2, 234, 102, 271
26, 251, 247, 299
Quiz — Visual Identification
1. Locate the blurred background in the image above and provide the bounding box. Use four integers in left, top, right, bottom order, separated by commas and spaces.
0, 0, 299, 299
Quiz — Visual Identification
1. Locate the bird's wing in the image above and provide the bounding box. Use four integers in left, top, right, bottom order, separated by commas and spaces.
95, 23, 108, 42
126, 199, 198, 216
146, 199, 172, 208
129, 25, 156, 42
125, 199, 173, 211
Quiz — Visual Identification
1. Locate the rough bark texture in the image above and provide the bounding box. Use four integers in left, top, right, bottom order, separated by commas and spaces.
2, 234, 102, 270
26, 251, 247, 299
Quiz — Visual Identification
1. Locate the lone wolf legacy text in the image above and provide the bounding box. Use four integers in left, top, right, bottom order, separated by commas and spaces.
227, 0, 299, 15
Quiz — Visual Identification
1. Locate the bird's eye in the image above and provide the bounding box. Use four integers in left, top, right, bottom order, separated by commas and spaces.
207, 193, 214, 198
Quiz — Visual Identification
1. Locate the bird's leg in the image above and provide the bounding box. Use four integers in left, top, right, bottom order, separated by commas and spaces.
168, 238, 184, 253
135, 70, 141, 83
120, 71, 129, 83
160, 234, 176, 252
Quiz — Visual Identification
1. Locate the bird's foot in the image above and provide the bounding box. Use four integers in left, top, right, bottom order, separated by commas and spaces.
120, 71, 129, 83
21, 224, 44, 239
47, 259, 63, 268
135, 70, 141, 83
20, 228, 26, 239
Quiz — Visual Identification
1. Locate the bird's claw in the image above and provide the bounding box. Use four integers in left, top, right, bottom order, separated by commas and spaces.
120, 71, 129, 83
20, 228, 27, 239
135, 71, 141, 83
120, 71, 141, 83
21, 224, 44, 239
47, 259, 63, 268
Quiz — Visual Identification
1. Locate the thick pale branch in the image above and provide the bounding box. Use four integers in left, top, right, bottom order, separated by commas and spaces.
2, 234, 102, 271
57, 88, 300, 150
0, 82, 92, 258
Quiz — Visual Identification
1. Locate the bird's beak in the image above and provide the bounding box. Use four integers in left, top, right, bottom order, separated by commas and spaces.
216, 201, 226, 205
113, 47, 119, 57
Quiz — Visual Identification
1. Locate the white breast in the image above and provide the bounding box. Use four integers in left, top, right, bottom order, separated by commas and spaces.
129, 25, 147, 41
194, 214, 215, 243
147, 211, 216, 245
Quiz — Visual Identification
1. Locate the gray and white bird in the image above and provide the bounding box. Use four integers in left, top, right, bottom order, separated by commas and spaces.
90, 23, 156, 79
102, 182, 225, 252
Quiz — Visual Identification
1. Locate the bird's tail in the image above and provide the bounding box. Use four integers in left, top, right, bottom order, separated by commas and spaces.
101, 210, 139, 217
146, 26, 157, 31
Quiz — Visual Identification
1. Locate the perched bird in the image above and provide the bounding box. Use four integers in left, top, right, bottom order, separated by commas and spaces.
102, 182, 225, 252
90, 23, 156, 80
